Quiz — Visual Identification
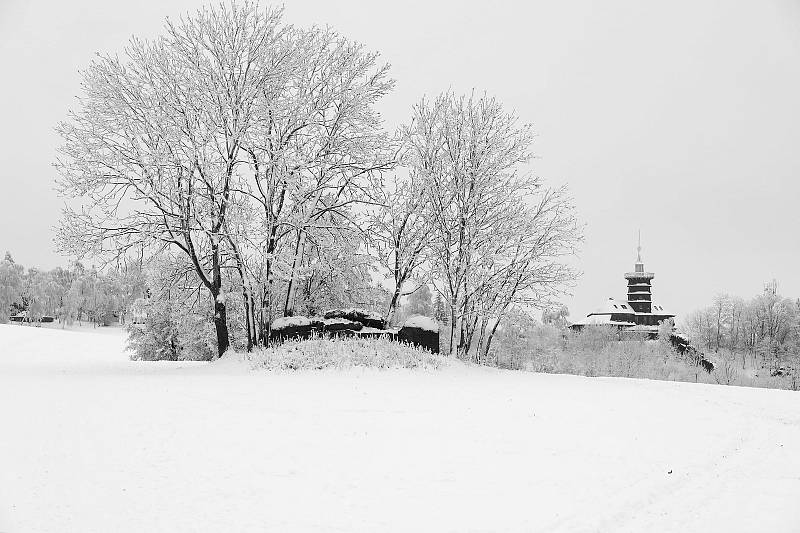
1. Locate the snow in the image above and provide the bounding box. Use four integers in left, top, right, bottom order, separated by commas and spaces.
271, 315, 312, 329
323, 318, 360, 327
324, 308, 385, 326
572, 314, 636, 327
2, 323, 800, 532
402, 315, 439, 332
326, 307, 383, 320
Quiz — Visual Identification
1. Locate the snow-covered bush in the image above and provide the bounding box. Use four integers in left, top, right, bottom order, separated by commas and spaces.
0, 254, 24, 323
127, 298, 179, 361
127, 297, 215, 361
657, 318, 676, 360
248, 335, 445, 371
494, 322, 563, 371
176, 312, 217, 361
569, 326, 619, 356
712, 353, 740, 386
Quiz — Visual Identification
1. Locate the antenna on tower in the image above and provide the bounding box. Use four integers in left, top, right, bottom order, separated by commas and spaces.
637, 230, 642, 263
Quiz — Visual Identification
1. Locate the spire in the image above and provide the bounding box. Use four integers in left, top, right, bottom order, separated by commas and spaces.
634, 230, 644, 273
637, 230, 642, 263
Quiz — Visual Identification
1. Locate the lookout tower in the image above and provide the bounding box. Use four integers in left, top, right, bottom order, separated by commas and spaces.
624, 231, 654, 315
570, 231, 675, 333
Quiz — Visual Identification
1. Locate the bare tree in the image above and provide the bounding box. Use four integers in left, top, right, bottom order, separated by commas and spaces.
468, 189, 580, 363
712, 293, 731, 352
687, 306, 715, 351
689, 285, 800, 374
404, 92, 580, 359
57, 4, 294, 356
227, 24, 395, 343
370, 171, 432, 325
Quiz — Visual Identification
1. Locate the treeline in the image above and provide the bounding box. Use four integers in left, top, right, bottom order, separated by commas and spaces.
686, 288, 800, 377
488, 310, 799, 391
0, 253, 144, 326
54, 3, 581, 359
0, 248, 444, 363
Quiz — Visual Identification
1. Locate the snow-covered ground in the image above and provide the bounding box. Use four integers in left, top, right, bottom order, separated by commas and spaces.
1, 324, 799, 533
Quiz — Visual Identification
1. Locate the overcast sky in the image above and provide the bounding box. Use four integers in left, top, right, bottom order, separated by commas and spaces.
1, 0, 799, 323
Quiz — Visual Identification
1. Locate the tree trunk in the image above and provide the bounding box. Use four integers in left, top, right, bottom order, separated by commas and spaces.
249, 293, 258, 346
242, 286, 253, 352
227, 234, 254, 352
261, 289, 268, 345
210, 237, 230, 358
475, 319, 487, 365
213, 295, 230, 357
232, 261, 253, 352
283, 189, 322, 317
448, 306, 458, 357
461, 312, 479, 362
385, 283, 403, 326
482, 300, 513, 363
458, 316, 469, 360
284, 230, 306, 317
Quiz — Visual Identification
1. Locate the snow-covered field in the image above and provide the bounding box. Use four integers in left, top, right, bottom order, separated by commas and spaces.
1, 324, 799, 533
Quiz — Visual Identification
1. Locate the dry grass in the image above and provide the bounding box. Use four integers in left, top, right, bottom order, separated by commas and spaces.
247, 335, 446, 371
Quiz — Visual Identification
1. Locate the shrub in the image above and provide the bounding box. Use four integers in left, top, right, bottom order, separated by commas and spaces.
247, 335, 446, 371
127, 297, 215, 361
492, 315, 564, 371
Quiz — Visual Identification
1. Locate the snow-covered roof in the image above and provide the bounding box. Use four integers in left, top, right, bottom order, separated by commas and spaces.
402, 315, 439, 332
584, 297, 673, 317
630, 305, 673, 316
572, 314, 636, 327
587, 298, 635, 316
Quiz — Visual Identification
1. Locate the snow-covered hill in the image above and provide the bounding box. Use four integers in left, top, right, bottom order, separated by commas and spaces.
1, 324, 799, 532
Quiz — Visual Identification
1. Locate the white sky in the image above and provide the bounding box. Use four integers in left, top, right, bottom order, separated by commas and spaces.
1, 0, 799, 324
